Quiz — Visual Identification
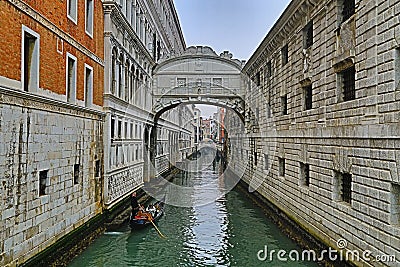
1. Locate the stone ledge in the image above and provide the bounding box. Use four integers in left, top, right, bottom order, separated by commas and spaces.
0, 85, 105, 120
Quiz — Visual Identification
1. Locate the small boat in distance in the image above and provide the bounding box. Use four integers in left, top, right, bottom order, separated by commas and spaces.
129, 201, 165, 230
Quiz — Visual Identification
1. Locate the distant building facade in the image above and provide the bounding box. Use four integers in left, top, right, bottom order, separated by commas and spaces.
0, 0, 104, 265
201, 118, 212, 139
193, 107, 202, 144
216, 108, 226, 143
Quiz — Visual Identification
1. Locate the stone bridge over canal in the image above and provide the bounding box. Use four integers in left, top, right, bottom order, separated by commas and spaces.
152, 46, 247, 121
145, 46, 250, 180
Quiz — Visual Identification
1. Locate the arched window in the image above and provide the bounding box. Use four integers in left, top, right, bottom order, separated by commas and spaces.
126, 0, 132, 23
143, 75, 147, 108
125, 59, 130, 101
118, 53, 124, 98
130, 65, 135, 103
120, 0, 126, 15
111, 48, 118, 94
135, 69, 140, 105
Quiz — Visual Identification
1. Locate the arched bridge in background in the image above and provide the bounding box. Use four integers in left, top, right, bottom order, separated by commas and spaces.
146, 46, 249, 178
152, 46, 247, 122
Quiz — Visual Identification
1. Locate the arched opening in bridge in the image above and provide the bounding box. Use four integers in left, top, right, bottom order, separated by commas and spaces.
147, 103, 246, 180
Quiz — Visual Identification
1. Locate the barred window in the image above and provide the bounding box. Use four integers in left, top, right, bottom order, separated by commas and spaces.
177, 78, 186, 87
73, 164, 80, 185
340, 66, 356, 102
39, 170, 48, 196
304, 85, 312, 110
264, 154, 269, 170
300, 163, 310, 186
255, 72, 261, 86
342, 0, 355, 22
279, 157, 285, 177
281, 45, 288, 65
266, 61, 272, 78
341, 173, 352, 203
335, 171, 352, 204
390, 183, 400, 225
281, 95, 288, 115
212, 78, 222, 87
303, 21, 313, 49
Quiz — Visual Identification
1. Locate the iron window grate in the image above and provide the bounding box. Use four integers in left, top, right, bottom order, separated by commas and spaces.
304, 21, 313, 49
342, 66, 356, 101
341, 173, 352, 203
342, 0, 355, 22
282, 45, 288, 65
266, 62, 272, 78
281, 95, 288, 115
39, 170, 48, 196
303, 163, 310, 186
255, 72, 261, 86
74, 164, 80, 184
304, 85, 312, 110
279, 157, 285, 177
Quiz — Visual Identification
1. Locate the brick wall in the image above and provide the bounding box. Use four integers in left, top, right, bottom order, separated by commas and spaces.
0, 0, 104, 106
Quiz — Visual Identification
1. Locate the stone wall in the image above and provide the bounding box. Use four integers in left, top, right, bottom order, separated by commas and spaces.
0, 88, 104, 266
236, 0, 400, 266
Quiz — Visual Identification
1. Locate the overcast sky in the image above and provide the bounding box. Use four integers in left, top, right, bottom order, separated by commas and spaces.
173, 0, 291, 117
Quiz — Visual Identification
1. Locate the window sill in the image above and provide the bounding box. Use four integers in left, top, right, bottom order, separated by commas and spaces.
67, 15, 78, 25
336, 201, 352, 209
85, 30, 93, 39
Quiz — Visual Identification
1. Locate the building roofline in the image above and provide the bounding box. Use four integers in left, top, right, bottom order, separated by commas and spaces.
168, 0, 186, 49
243, 0, 309, 73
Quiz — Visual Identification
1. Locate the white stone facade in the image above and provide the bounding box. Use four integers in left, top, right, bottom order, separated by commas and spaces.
231, 0, 400, 266
0, 89, 104, 266
102, 0, 194, 207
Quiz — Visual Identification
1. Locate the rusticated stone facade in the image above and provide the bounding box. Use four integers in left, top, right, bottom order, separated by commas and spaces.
0, 90, 104, 266
233, 0, 400, 266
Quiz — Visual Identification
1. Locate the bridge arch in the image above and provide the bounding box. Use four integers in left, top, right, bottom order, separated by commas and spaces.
147, 46, 251, 177
152, 46, 247, 123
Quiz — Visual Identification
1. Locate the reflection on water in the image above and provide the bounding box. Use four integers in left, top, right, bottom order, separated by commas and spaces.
69, 150, 318, 267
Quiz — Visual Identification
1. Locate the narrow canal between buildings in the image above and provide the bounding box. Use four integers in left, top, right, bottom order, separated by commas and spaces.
69, 150, 319, 267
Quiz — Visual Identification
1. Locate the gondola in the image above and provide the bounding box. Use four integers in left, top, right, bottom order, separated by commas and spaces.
129, 201, 165, 230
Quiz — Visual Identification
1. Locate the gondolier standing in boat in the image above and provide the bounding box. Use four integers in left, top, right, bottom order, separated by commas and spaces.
131, 192, 139, 216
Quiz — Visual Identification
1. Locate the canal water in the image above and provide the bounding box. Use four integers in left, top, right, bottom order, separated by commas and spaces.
69, 150, 319, 267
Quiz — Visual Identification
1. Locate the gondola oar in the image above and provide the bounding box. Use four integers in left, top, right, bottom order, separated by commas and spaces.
146, 213, 167, 239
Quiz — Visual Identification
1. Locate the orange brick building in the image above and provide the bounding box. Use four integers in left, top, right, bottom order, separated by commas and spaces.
0, 0, 104, 105
0, 1, 104, 266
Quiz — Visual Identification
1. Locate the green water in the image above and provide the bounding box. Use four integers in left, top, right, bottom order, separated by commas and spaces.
69, 153, 319, 267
